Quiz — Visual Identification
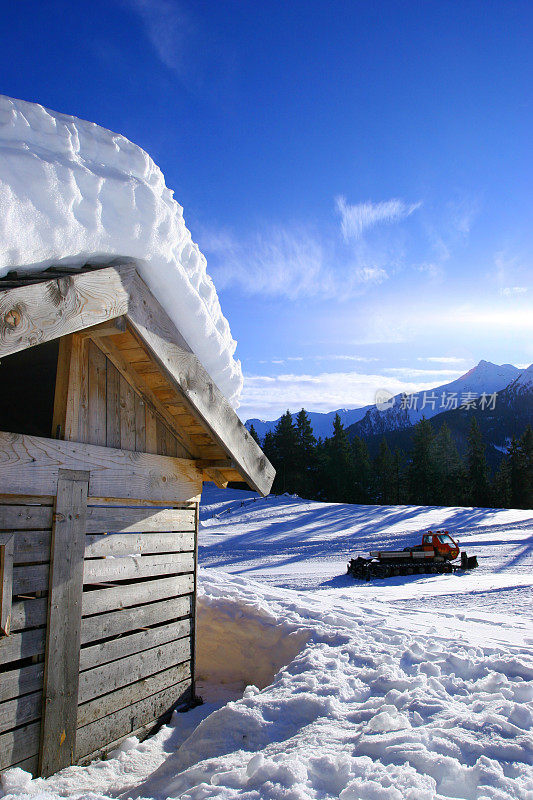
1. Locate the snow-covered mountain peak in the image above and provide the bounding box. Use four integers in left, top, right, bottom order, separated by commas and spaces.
453, 360, 520, 393
508, 363, 533, 391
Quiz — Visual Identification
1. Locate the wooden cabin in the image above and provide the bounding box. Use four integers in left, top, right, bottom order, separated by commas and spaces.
0, 264, 274, 777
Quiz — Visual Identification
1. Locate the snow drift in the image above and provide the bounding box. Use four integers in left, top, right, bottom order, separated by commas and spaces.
0, 95, 243, 406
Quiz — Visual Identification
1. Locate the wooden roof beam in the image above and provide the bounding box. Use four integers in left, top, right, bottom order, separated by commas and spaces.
119, 267, 275, 496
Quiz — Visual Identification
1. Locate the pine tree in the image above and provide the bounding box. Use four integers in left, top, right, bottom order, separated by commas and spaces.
271, 410, 299, 494
323, 414, 355, 502
492, 457, 511, 508
519, 425, 533, 508
293, 409, 317, 498
351, 436, 373, 503
374, 438, 395, 504
467, 417, 490, 507
408, 418, 436, 505
392, 448, 405, 505
248, 424, 261, 446
432, 423, 465, 505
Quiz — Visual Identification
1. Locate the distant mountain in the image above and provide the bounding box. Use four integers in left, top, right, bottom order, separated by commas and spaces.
350, 363, 533, 468
246, 360, 521, 441
348, 360, 521, 441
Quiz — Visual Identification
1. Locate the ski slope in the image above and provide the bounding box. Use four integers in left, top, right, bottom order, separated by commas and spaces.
1, 487, 532, 800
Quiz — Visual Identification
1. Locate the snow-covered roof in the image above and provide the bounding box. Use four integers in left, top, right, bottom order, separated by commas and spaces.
0, 95, 242, 407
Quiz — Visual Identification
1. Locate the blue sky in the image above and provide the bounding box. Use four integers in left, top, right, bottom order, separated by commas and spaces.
1, 0, 532, 420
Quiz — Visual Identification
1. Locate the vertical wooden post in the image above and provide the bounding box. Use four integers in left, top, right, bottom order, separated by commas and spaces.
0, 534, 14, 636
190, 502, 199, 702
51, 334, 88, 442
39, 469, 89, 777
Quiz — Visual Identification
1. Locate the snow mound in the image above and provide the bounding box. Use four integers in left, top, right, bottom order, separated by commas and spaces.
196, 583, 310, 689
0, 95, 243, 406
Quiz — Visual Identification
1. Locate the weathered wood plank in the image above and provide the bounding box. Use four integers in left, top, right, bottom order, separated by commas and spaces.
156, 417, 168, 456
106, 361, 121, 449
78, 637, 191, 704
12, 530, 51, 564
0, 721, 40, 770
0, 535, 14, 634
0, 662, 44, 703
135, 394, 146, 453
81, 317, 127, 338
85, 505, 195, 534
80, 618, 191, 671
145, 406, 157, 454
51, 335, 73, 440
12, 562, 49, 594
119, 375, 136, 451
9, 755, 39, 776
81, 594, 191, 645
83, 552, 194, 584
39, 469, 89, 777
90, 333, 196, 458
0, 626, 45, 663
0, 690, 42, 731
85, 532, 194, 558
10, 596, 47, 633
88, 341, 107, 447
0, 432, 202, 503
0, 503, 52, 530
77, 718, 158, 766
76, 678, 191, 760
120, 268, 275, 495
0, 266, 133, 359
77, 662, 190, 728
191, 505, 199, 700
77, 336, 90, 442
82, 574, 193, 616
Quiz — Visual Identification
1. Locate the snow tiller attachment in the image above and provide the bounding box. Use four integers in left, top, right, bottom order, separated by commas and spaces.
347, 530, 478, 580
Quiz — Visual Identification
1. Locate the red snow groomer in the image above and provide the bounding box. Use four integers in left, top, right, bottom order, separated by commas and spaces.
347, 530, 478, 580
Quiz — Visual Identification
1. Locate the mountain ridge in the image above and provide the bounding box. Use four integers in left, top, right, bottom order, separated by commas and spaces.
246, 360, 524, 441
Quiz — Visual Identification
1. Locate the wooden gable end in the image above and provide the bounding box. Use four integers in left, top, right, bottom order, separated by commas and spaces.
0, 266, 275, 495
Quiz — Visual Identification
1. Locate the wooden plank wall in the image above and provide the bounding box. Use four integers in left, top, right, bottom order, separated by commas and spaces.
0, 495, 198, 774
87, 340, 189, 457
76, 499, 197, 763
54, 336, 189, 459
0, 496, 53, 774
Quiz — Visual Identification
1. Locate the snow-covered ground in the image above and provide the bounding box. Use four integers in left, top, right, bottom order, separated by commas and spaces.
2, 486, 532, 800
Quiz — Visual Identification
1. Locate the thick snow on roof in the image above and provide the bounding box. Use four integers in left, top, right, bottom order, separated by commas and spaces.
0, 95, 243, 406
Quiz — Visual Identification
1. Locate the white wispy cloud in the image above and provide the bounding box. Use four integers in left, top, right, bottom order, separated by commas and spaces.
200, 225, 390, 300
417, 356, 467, 364
336, 197, 421, 241
383, 367, 463, 379
448, 196, 480, 237
125, 0, 193, 75
256, 354, 379, 366
314, 355, 378, 362
239, 369, 442, 420
494, 251, 531, 297
416, 262, 443, 280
